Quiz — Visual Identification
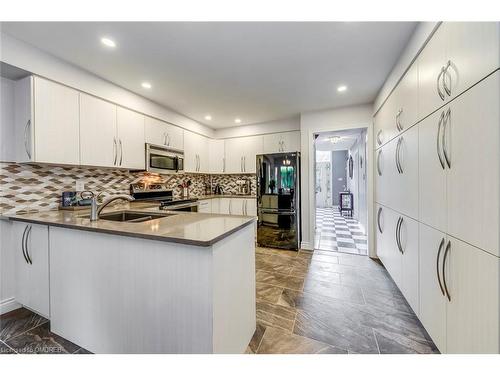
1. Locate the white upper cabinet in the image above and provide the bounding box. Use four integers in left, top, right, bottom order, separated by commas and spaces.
208, 139, 225, 174
79, 93, 117, 168
144, 117, 183, 150
374, 64, 417, 149
446, 71, 499, 257
225, 135, 263, 174
263, 131, 300, 153
184, 130, 209, 173
15, 76, 80, 165
116, 107, 145, 170
418, 22, 500, 119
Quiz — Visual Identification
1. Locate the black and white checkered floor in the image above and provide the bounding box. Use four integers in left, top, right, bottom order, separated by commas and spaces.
315, 206, 368, 255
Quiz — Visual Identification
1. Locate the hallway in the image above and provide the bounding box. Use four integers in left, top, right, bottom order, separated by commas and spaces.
315, 207, 368, 255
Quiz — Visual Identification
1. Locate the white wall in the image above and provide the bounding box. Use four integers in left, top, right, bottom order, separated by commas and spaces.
214, 116, 299, 139
0, 32, 215, 138
300, 104, 373, 254
373, 22, 438, 114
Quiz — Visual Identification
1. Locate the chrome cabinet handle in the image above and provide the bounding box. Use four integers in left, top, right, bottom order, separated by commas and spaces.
443, 60, 452, 96
395, 138, 401, 174
436, 238, 446, 296
244, 156, 246, 172
376, 129, 383, 146
240, 156, 243, 172
436, 111, 446, 169
163, 132, 167, 145
437, 67, 446, 100
396, 109, 403, 131
25, 225, 33, 264
377, 207, 383, 234
395, 217, 402, 253
24, 120, 32, 159
398, 217, 404, 254
113, 138, 117, 165
442, 240, 451, 301
396, 137, 403, 174
119, 139, 123, 166
166, 133, 171, 147
442, 108, 451, 169
376, 150, 382, 176
229, 200, 232, 215
222, 157, 225, 173
21, 225, 30, 264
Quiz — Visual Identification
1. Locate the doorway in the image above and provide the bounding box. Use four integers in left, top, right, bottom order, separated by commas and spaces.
314, 128, 368, 255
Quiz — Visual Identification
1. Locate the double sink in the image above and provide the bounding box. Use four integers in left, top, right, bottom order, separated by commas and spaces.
80, 211, 177, 223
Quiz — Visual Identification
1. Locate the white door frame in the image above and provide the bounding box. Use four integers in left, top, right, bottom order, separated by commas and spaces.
307, 122, 375, 258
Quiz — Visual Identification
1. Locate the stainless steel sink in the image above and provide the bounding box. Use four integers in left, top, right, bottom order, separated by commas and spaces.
80, 211, 175, 223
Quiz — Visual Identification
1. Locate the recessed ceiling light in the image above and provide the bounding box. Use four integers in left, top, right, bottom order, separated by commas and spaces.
234, 118, 242, 124
141, 82, 152, 89
204, 115, 212, 121
337, 85, 347, 92
101, 37, 116, 48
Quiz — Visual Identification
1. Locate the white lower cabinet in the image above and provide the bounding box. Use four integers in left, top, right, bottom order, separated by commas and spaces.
418, 223, 447, 352
419, 223, 500, 353
198, 199, 212, 213
376, 205, 419, 314
219, 198, 231, 215
209, 198, 256, 216
445, 237, 500, 353
13, 222, 50, 318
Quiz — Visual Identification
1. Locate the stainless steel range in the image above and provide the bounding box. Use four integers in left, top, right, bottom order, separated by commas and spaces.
130, 183, 199, 212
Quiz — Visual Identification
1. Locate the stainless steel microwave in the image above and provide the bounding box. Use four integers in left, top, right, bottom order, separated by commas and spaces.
146, 144, 184, 174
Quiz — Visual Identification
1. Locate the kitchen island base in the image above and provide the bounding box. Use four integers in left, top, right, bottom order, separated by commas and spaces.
49, 223, 256, 354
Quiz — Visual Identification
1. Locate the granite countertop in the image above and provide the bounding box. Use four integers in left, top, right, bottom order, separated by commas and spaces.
5, 202, 256, 247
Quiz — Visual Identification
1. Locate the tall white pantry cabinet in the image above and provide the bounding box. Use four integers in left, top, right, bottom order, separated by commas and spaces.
374, 22, 500, 354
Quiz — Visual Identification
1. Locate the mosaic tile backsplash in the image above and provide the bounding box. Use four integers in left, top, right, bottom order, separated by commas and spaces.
0, 162, 256, 215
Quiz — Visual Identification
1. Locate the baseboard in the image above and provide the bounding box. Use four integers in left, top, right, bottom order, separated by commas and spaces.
300, 241, 313, 250
0, 297, 21, 315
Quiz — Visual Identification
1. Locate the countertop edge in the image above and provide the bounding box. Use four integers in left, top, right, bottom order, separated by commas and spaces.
7, 215, 256, 247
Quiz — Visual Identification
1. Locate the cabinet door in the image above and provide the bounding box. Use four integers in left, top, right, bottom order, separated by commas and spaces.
378, 207, 402, 287
419, 223, 447, 353
14, 222, 49, 318
211, 198, 220, 214
374, 94, 394, 149
374, 139, 398, 208
263, 132, 300, 153
116, 107, 145, 170
209, 139, 225, 173
198, 199, 211, 213
33, 77, 80, 165
224, 138, 244, 173
197, 135, 209, 173
375, 204, 387, 263
219, 198, 231, 215
446, 72, 499, 257
230, 199, 244, 215
183, 131, 199, 173
417, 25, 448, 119
393, 63, 418, 133
398, 214, 419, 314
446, 237, 500, 353
418, 109, 447, 232
144, 117, 184, 150
445, 22, 499, 102
392, 125, 419, 219
242, 135, 263, 173
245, 198, 257, 217
80, 93, 117, 167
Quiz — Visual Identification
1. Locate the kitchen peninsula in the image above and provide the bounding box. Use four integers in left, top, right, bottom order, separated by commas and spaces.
7, 205, 256, 354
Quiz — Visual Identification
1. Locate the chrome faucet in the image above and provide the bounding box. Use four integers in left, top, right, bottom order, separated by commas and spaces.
90, 194, 135, 221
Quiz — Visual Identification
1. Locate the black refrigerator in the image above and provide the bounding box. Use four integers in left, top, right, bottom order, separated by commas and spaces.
256, 152, 301, 250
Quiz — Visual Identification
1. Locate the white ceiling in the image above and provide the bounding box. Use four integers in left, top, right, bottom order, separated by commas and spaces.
315, 128, 363, 151
1, 22, 417, 129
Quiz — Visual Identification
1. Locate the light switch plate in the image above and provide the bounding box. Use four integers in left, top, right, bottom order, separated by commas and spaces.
75, 180, 85, 191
